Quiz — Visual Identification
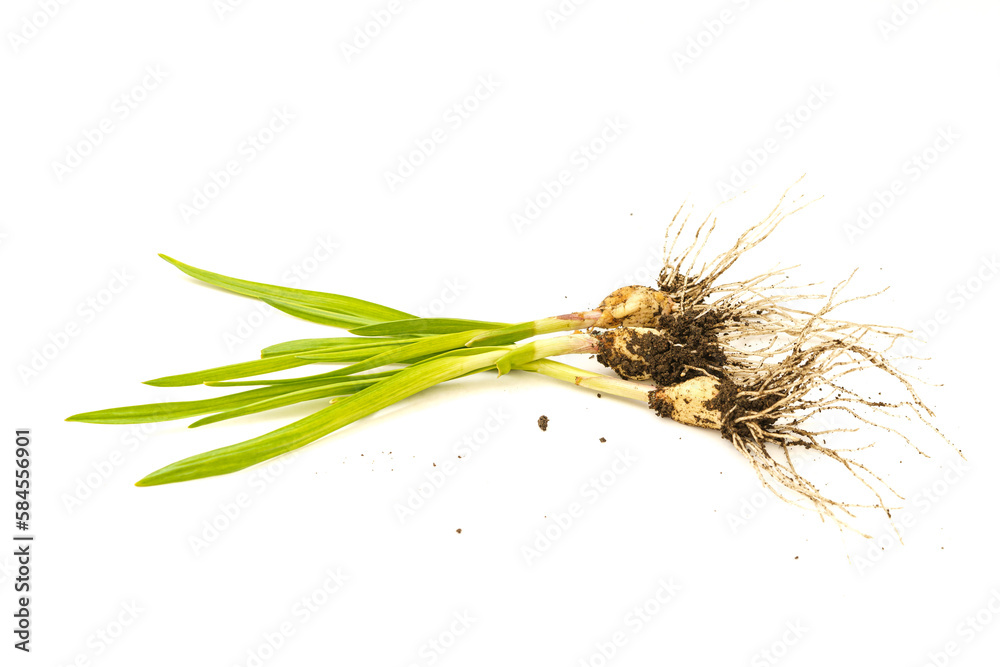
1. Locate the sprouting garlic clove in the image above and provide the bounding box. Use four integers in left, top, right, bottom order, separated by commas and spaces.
595, 286, 672, 328
595, 327, 663, 380
650, 376, 723, 430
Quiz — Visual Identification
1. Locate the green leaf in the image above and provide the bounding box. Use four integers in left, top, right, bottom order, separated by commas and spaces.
68, 370, 395, 424
66, 384, 306, 425
135, 348, 508, 486
146, 340, 411, 387
292, 345, 417, 364
295, 330, 489, 375
144, 354, 316, 387
349, 318, 507, 336
260, 337, 405, 358
189, 378, 382, 427
205, 370, 399, 387
159, 255, 414, 326
258, 296, 371, 329
463, 321, 538, 347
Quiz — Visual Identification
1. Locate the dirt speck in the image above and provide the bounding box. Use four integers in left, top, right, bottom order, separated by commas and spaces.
537, 415, 549, 431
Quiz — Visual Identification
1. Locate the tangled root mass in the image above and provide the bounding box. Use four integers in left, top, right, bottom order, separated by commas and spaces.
604, 182, 956, 535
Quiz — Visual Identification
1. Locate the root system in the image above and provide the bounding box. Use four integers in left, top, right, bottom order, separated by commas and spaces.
598, 183, 956, 534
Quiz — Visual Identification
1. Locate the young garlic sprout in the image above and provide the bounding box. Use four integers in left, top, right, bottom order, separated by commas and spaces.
67, 183, 954, 538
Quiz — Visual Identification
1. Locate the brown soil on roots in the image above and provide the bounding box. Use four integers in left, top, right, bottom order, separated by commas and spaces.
705, 375, 781, 443
657, 271, 705, 306
614, 183, 957, 534
646, 388, 674, 420
596, 307, 729, 387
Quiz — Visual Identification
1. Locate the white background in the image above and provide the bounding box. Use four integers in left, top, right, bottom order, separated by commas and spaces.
3, 1, 1000, 665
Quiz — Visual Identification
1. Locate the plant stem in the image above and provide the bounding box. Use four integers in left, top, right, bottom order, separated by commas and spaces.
465, 310, 602, 346
519, 359, 653, 403
495, 333, 597, 375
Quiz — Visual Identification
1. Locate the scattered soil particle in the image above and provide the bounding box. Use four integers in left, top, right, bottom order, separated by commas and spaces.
599, 437, 607, 443
537, 415, 549, 431
596, 393, 602, 398
456, 528, 462, 534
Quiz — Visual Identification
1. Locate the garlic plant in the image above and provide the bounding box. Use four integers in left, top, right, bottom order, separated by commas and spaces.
68, 186, 954, 535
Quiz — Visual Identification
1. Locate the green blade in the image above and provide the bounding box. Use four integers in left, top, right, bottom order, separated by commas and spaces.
189, 377, 382, 428
159, 254, 414, 326
463, 321, 538, 346
295, 330, 489, 375
261, 337, 405, 358
66, 384, 307, 425
135, 348, 508, 486
144, 354, 316, 387
349, 318, 508, 336
292, 345, 416, 364
68, 371, 394, 424
258, 296, 371, 329
205, 369, 399, 387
